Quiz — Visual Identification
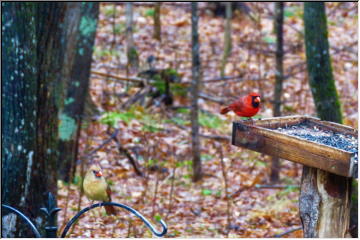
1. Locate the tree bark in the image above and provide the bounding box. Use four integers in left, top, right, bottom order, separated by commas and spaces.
220, 2, 232, 77
191, 2, 202, 182
2, 2, 78, 237
153, 2, 161, 41
301, 2, 351, 237
58, 3, 99, 182
270, 2, 284, 183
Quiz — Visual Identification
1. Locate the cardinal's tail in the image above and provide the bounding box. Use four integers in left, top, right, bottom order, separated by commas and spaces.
220, 106, 231, 115
105, 205, 117, 215
105, 187, 116, 215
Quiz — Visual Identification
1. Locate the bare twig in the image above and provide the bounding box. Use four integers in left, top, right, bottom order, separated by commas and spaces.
108, 130, 144, 177
216, 143, 232, 236
198, 92, 225, 104
85, 128, 120, 160
255, 184, 300, 189
91, 70, 145, 84
202, 75, 243, 83
151, 171, 160, 217
165, 165, 177, 221
273, 227, 302, 238
121, 85, 151, 110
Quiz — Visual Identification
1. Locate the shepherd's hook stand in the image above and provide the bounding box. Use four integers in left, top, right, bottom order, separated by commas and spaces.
61, 202, 167, 238
2, 192, 167, 238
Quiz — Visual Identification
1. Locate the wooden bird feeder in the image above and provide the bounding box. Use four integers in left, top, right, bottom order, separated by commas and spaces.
232, 115, 358, 178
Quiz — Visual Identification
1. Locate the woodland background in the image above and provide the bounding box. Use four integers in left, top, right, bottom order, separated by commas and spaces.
2, 2, 358, 238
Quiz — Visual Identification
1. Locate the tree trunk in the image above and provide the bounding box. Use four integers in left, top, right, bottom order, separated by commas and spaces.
2, 2, 79, 237
58, 3, 99, 182
220, 2, 232, 77
125, 2, 139, 71
191, 2, 202, 182
270, 2, 284, 183
301, 2, 351, 237
153, 2, 161, 41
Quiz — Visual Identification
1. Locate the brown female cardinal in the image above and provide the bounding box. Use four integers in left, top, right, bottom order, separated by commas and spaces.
83, 164, 116, 215
220, 92, 261, 118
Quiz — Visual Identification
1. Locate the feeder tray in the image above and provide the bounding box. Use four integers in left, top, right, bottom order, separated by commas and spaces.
232, 115, 358, 178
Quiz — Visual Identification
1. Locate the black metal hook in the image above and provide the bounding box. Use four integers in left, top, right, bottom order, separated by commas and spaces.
2, 204, 41, 238
61, 202, 167, 238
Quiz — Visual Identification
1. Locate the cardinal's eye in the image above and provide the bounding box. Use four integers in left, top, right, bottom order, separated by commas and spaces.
93, 170, 97, 174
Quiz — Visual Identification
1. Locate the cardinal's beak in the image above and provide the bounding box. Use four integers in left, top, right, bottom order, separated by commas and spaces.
95, 171, 103, 177
254, 96, 261, 103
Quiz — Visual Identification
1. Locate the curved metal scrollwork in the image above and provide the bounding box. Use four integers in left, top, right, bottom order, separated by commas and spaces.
61, 202, 167, 238
2, 205, 41, 238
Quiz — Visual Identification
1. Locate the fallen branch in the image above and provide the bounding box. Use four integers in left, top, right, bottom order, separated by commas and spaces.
199, 92, 225, 104
255, 184, 299, 189
85, 128, 120, 160
273, 227, 302, 238
121, 85, 152, 110
203, 75, 242, 83
91, 70, 145, 84
109, 131, 144, 177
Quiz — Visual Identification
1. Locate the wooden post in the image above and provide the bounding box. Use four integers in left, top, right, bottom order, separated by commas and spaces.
232, 116, 357, 237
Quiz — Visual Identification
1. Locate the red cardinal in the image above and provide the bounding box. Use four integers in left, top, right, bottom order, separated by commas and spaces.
220, 92, 261, 118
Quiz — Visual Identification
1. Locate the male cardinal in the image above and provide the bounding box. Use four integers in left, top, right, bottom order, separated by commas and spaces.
220, 92, 261, 118
83, 164, 116, 215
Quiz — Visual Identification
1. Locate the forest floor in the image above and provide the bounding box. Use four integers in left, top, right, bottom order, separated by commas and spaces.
57, 2, 357, 238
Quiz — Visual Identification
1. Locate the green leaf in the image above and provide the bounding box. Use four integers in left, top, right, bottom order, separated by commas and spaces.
201, 154, 213, 161
114, 23, 125, 34
255, 160, 267, 167
184, 160, 192, 166
175, 162, 183, 168
171, 83, 188, 97
141, 124, 162, 133
144, 8, 155, 17
154, 214, 162, 222
215, 190, 222, 197
284, 9, 295, 18
147, 159, 159, 167
176, 108, 190, 114
262, 36, 276, 44
73, 175, 82, 186
201, 189, 213, 196
285, 185, 298, 192
100, 111, 136, 127
284, 5, 303, 18
199, 112, 224, 129
169, 117, 190, 126
107, 179, 114, 186
103, 5, 116, 17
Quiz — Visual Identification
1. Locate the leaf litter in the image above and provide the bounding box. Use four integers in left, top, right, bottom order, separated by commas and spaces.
57, 2, 357, 238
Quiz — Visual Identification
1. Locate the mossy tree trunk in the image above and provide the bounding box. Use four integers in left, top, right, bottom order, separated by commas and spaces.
270, 2, 284, 183
58, 3, 99, 182
1, 2, 84, 237
301, 2, 351, 237
191, 2, 202, 182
